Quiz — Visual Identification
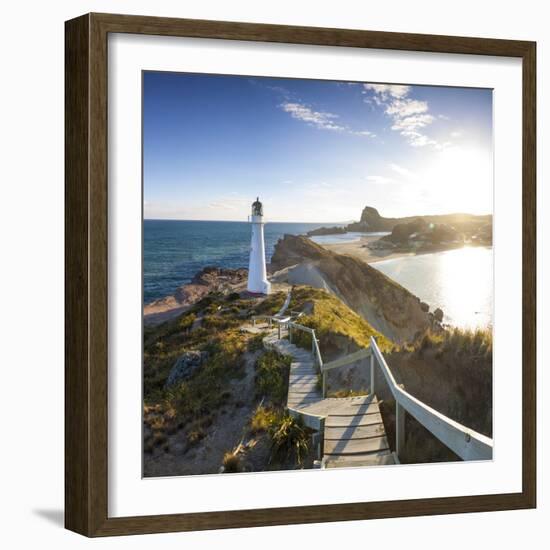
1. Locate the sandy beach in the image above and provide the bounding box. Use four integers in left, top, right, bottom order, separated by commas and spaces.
319, 234, 418, 264
318, 234, 474, 264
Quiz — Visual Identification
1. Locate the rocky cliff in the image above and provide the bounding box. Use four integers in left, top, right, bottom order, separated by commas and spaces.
271, 235, 440, 343
345, 205, 491, 234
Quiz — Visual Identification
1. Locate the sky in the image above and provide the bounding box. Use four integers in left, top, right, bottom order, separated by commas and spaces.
143, 72, 493, 223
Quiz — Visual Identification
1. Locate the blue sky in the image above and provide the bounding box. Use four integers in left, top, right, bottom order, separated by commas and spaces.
143, 72, 493, 222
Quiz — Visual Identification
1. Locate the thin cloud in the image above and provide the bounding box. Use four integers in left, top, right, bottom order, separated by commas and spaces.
366, 175, 394, 184
363, 83, 411, 100
281, 102, 345, 132
363, 83, 445, 148
280, 101, 375, 138
389, 163, 414, 178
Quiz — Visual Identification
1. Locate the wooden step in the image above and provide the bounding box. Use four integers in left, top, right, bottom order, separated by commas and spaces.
289, 382, 319, 391
323, 451, 395, 468
289, 376, 318, 385
288, 392, 321, 400
325, 423, 386, 441
324, 412, 383, 428
327, 400, 380, 417
289, 386, 319, 394
323, 435, 390, 456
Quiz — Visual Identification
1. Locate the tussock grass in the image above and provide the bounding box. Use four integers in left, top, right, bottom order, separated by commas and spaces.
251, 291, 287, 316
288, 286, 393, 355
268, 414, 311, 467
247, 332, 266, 353
222, 450, 243, 473
381, 325, 493, 463
250, 405, 279, 434
255, 350, 291, 406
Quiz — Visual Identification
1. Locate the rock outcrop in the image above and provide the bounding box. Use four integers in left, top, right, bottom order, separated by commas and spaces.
144, 267, 248, 326
165, 351, 209, 388
271, 234, 441, 343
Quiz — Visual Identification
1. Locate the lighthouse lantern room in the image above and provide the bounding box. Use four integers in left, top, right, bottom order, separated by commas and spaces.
247, 197, 271, 295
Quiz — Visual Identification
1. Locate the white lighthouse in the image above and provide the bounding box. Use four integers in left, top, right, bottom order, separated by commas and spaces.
247, 197, 271, 295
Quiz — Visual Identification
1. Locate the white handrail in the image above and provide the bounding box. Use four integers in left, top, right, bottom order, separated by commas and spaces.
312, 334, 323, 369
369, 336, 493, 461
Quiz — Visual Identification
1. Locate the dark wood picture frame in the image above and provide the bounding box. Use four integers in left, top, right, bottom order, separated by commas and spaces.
65, 12, 536, 537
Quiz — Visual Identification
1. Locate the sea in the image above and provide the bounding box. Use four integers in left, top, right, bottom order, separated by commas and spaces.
143, 220, 336, 303
144, 220, 493, 329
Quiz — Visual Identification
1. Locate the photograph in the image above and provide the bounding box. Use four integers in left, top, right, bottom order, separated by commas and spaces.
142, 71, 494, 477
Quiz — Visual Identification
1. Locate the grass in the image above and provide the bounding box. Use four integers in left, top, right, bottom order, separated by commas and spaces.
251, 291, 287, 316
380, 325, 493, 463
222, 450, 243, 473
247, 332, 267, 353
250, 405, 280, 433
143, 289, 257, 448
288, 286, 393, 356
268, 413, 311, 467
255, 350, 291, 405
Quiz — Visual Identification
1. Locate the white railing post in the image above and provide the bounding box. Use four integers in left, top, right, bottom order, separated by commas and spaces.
311, 331, 315, 357
289, 323, 292, 344
370, 351, 375, 395
396, 402, 406, 458
322, 372, 326, 398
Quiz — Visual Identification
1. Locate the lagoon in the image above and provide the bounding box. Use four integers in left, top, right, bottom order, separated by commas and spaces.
372, 246, 493, 330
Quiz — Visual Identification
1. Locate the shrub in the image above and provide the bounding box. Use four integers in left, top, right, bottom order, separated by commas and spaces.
250, 405, 279, 433
269, 414, 311, 466
222, 450, 243, 473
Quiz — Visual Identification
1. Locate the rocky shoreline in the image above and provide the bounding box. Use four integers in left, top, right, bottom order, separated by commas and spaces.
144, 234, 444, 343
143, 267, 249, 325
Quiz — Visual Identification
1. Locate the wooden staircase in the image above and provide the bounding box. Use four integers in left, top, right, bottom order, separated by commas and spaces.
263, 328, 395, 468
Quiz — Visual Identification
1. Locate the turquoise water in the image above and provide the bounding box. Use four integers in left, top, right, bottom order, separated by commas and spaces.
143, 220, 329, 303
310, 231, 389, 245
372, 247, 493, 329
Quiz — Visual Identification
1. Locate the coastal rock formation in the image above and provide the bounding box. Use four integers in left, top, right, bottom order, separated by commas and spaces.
345, 205, 492, 237
383, 218, 430, 244
144, 267, 248, 325
271, 234, 441, 343
346, 206, 393, 232
377, 219, 462, 247
306, 226, 346, 237
165, 351, 209, 388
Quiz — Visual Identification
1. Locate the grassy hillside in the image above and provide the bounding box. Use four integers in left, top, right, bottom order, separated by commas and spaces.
288, 285, 394, 358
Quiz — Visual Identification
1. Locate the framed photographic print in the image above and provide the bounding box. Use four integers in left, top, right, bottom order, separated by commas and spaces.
65, 13, 536, 536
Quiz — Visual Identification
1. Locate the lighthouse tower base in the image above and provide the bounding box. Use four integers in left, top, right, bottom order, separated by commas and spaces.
247, 214, 271, 295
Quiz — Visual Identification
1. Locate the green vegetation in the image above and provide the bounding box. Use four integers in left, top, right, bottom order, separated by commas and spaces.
250, 404, 280, 434
381, 325, 493, 463
222, 448, 243, 473
247, 332, 267, 353
268, 413, 312, 467
251, 291, 286, 316
255, 350, 291, 405
288, 286, 393, 354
